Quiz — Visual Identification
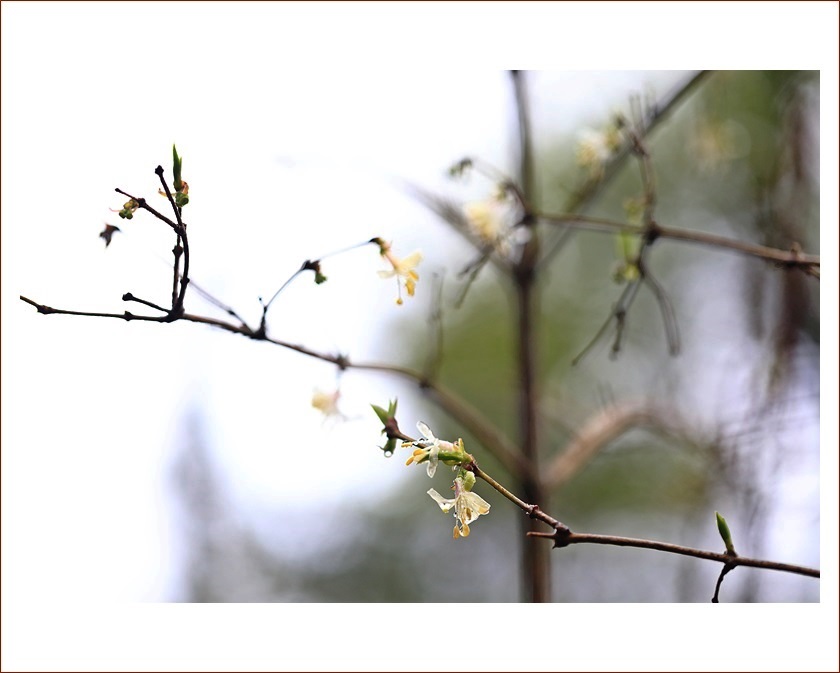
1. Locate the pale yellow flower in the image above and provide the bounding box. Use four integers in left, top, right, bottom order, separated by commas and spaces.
378, 245, 422, 305
428, 476, 491, 539
311, 389, 344, 421
576, 126, 622, 178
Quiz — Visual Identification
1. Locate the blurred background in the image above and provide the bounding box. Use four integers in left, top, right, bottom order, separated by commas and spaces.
2, 5, 824, 612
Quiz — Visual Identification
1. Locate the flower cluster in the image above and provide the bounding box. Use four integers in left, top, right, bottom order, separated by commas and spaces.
400, 421, 491, 539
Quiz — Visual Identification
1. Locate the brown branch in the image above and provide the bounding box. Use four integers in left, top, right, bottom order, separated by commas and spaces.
541, 530, 819, 579
471, 463, 819, 581
18, 294, 524, 480
509, 69, 550, 604
537, 212, 820, 273
545, 400, 674, 489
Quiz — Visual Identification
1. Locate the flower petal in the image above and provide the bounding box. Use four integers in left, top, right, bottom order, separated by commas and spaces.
426, 444, 440, 477
427, 488, 454, 512
416, 421, 434, 442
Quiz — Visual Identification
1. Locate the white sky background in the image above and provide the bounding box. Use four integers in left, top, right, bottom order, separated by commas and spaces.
2, 2, 838, 672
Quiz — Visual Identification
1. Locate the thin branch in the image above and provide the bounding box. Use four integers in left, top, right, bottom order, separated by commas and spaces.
474, 462, 819, 580
571, 276, 640, 365
536, 212, 820, 272
121, 292, 169, 314
545, 400, 673, 489
642, 262, 681, 356
712, 560, 737, 603
19, 294, 525, 480
469, 461, 819, 581
114, 188, 179, 232
543, 531, 820, 579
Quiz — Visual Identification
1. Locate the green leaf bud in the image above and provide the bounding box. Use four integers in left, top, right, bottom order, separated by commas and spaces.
715, 511, 736, 555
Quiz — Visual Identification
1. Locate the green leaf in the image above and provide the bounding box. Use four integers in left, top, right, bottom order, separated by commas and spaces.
371, 404, 390, 426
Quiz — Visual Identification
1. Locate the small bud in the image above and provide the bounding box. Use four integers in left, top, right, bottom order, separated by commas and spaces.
462, 471, 476, 492
715, 511, 737, 555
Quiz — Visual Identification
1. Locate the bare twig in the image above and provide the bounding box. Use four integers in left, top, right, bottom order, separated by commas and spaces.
712, 558, 737, 603
536, 207, 820, 272
471, 462, 819, 581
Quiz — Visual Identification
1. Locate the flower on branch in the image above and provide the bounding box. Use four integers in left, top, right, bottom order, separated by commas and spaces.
311, 388, 346, 422
374, 239, 422, 305
403, 421, 469, 478
428, 475, 491, 539
463, 191, 515, 254
99, 223, 121, 247
576, 124, 623, 178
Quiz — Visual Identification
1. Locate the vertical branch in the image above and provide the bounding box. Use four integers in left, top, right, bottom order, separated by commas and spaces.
511, 70, 534, 202
510, 70, 550, 602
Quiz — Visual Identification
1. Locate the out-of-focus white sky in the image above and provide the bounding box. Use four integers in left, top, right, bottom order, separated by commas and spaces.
2, 2, 838, 671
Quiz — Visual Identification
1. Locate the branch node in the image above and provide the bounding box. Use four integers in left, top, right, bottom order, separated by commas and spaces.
643, 220, 662, 245
552, 523, 573, 549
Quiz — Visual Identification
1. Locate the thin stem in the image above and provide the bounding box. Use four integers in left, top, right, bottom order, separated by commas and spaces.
114, 188, 178, 231
536, 212, 820, 271
475, 463, 819, 580
122, 292, 169, 313
550, 532, 820, 579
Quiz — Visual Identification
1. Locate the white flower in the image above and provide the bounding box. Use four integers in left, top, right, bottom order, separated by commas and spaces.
378, 244, 422, 305
311, 389, 345, 421
403, 421, 468, 477
576, 126, 622, 178
464, 200, 505, 243
428, 476, 491, 539
463, 193, 515, 255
